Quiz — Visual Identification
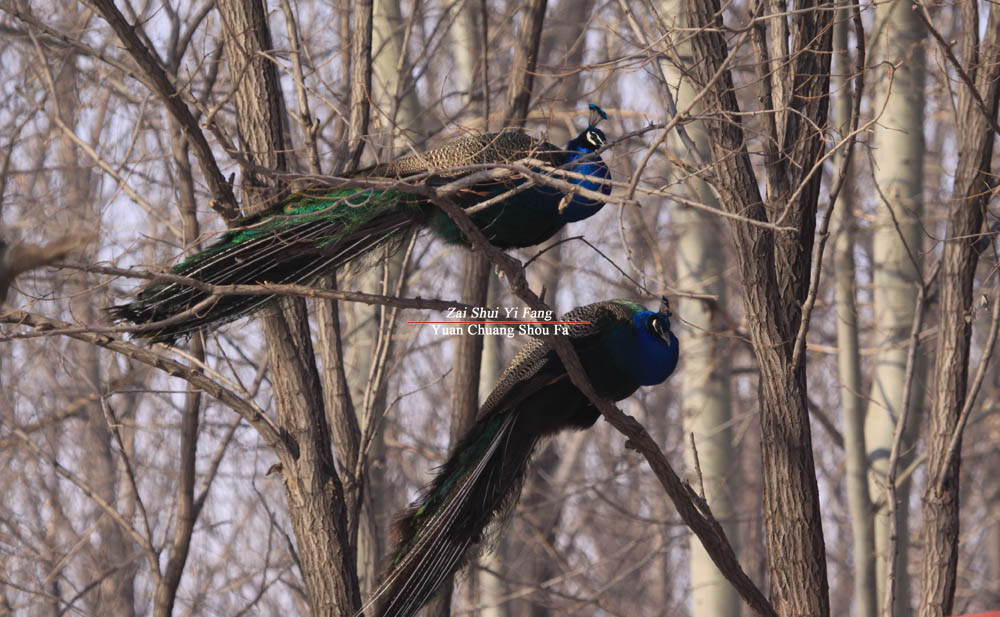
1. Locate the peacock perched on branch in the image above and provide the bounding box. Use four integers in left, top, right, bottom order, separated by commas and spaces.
368, 299, 679, 617
110, 106, 612, 344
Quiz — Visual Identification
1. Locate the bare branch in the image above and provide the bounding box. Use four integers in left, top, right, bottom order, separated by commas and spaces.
87, 0, 238, 218
0, 309, 283, 449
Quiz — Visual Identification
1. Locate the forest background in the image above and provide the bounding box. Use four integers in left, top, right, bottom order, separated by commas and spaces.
0, 0, 998, 616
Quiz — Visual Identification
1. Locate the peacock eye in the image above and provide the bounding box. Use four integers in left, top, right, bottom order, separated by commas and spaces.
586, 130, 605, 147
650, 315, 671, 344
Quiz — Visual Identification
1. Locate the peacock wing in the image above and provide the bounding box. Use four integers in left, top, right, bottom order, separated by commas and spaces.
477, 300, 637, 418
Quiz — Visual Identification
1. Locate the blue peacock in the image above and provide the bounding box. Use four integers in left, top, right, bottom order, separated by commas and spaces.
110, 106, 612, 344
369, 299, 679, 617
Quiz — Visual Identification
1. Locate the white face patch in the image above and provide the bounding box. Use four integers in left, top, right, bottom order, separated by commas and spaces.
586, 129, 605, 148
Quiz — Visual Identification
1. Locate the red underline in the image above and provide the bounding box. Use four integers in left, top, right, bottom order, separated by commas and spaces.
407, 321, 591, 325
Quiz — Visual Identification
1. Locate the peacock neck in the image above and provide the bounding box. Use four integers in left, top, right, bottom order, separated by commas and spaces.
559, 144, 611, 222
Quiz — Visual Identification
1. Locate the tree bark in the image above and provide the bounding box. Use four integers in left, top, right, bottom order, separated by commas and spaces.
477, 274, 507, 617
503, 0, 548, 128
676, 200, 738, 617
918, 7, 1000, 616
429, 3, 549, 613
659, 0, 739, 611
152, 124, 206, 617
683, 0, 832, 613
372, 0, 421, 144
336, 0, 426, 597
451, 0, 488, 126
217, 1, 361, 615
347, 0, 374, 168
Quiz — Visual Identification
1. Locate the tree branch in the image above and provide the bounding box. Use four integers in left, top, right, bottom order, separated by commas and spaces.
0, 309, 285, 450
88, 0, 239, 218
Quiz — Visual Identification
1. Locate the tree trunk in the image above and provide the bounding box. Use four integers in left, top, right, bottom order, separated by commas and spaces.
503, 0, 548, 129
338, 0, 427, 598
831, 8, 877, 617
152, 123, 206, 617
919, 8, 1000, 615
477, 274, 508, 617
865, 0, 926, 610
451, 0, 488, 126
676, 207, 738, 617
421, 247, 490, 617
372, 0, 422, 145
217, 1, 361, 615
347, 0, 374, 168
683, 0, 832, 613
660, 0, 739, 611
52, 41, 137, 617
424, 1, 497, 613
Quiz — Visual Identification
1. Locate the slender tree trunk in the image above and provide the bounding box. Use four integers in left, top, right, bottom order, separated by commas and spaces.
348, 0, 374, 168
503, 239, 567, 617
919, 8, 1000, 616
452, 4, 507, 614
988, 403, 1000, 608
509, 3, 596, 613
865, 0, 926, 611
452, 0, 488, 126
676, 208, 737, 617
426, 0, 523, 613
152, 123, 206, 617
340, 0, 426, 598
431, 4, 549, 613
831, 8, 877, 617
372, 0, 421, 145
503, 0, 547, 129
477, 274, 507, 617
51, 41, 137, 617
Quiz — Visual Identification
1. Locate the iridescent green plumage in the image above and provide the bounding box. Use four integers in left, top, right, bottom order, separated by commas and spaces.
110, 125, 613, 344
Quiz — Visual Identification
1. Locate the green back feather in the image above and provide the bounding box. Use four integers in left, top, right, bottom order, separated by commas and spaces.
173, 188, 419, 274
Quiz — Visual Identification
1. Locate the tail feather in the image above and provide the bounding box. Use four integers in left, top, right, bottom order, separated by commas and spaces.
367, 412, 536, 617
109, 189, 422, 343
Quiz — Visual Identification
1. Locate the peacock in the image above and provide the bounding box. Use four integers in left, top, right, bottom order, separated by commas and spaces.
368, 299, 679, 617
110, 106, 612, 344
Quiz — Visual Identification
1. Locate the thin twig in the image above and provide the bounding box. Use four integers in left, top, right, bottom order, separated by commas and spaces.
87, 0, 238, 217
913, 0, 1000, 138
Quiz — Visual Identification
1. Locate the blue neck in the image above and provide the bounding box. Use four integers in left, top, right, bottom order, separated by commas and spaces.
629, 311, 679, 386
560, 133, 612, 222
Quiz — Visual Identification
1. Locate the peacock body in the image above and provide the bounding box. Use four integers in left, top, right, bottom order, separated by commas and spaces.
369, 299, 679, 617
110, 118, 612, 344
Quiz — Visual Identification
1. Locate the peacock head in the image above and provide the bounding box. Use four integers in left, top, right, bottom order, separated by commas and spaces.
567, 127, 607, 153
568, 103, 610, 153
630, 298, 680, 385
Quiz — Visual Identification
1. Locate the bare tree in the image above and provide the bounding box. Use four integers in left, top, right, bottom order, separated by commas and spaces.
1, 2, 999, 617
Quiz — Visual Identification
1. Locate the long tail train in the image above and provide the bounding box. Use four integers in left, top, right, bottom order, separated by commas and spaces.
108, 188, 420, 343
368, 412, 535, 617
